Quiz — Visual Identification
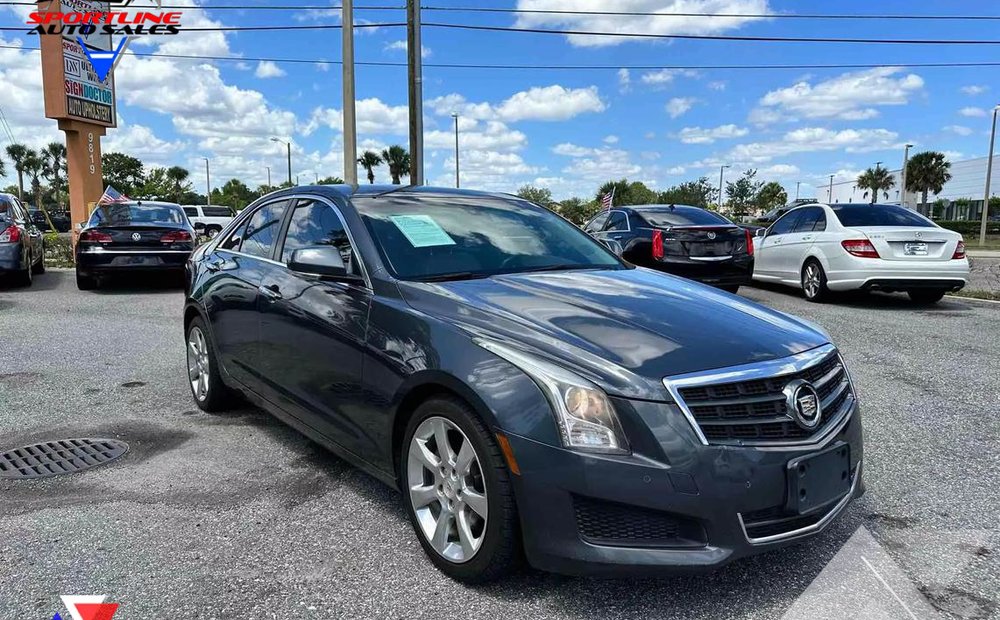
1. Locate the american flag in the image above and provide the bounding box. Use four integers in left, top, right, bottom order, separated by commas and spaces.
97, 185, 131, 205
600, 188, 615, 211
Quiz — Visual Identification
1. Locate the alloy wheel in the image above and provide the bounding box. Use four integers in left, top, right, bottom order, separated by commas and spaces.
407, 416, 488, 563
187, 326, 211, 402
803, 263, 821, 299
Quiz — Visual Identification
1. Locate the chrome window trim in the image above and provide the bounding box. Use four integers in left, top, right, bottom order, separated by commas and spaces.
662, 343, 843, 447
738, 461, 862, 545
280, 194, 373, 290
216, 248, 285, 267
603, 209, 631, 233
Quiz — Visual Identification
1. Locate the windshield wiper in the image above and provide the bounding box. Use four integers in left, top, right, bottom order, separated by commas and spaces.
411, 271, 491, 282
506, 263, 603, 275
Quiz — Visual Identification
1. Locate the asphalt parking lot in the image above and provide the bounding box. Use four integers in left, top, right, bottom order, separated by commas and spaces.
1, 270, 998, 619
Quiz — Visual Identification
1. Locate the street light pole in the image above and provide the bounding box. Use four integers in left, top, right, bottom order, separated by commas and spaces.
718, 165, 729, 210
342, 0, 358, 185
266, 166, 271, 188
270, 138, 292, 186
795, 181, 801, 201
828, 174, 834, 203
900, 144, 913, 208
452, 113, 460, 188
407, 0, 424, 185
203, 157, 211, 206
981, 104, 1000, 246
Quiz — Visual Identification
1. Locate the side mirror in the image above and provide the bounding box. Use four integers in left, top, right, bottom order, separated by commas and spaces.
288, 246, 358, 280
755, 228, 767, 238
601, 238, 624, 256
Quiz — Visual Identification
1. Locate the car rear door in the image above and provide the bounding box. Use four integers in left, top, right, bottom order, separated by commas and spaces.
256, 197, 374, 457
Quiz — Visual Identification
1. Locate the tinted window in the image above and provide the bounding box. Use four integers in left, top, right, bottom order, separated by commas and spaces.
183, 207, 198, 217
219, 220, 246, 251
280, 200, 359, 276
768, 210, 802, 235
791, 207, 823, 233
355, 194, 622, 281
637, 207, 729, 228
241, 201, 288, 258
0, 199, 12, 222
90, 204, 186, 226
831, 204, 934, 228
203, 207, 234, 218
584, 212, 609, 233
604, 211, 628, 231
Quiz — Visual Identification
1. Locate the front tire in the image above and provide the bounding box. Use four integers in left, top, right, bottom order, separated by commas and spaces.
801, 259, 830, 303
186, 317, 235, 412
908, 289, 946, 304
401, 397, 520, 583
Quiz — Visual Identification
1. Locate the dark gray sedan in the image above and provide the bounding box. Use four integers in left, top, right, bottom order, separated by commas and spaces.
183, 185, 864, 582
0, 193, 45, 287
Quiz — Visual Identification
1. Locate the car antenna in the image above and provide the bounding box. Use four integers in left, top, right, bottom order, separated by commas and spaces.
372, 184, 416, 199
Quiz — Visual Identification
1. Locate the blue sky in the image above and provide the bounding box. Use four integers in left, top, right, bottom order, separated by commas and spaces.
1, 0, 998, 200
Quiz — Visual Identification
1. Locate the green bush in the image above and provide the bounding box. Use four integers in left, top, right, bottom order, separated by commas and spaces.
43, 233, 74, 268
935, 220, 1000, 236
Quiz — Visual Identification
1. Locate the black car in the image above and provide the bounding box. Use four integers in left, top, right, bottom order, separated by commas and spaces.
29, 207, 72, 232
184, 186, 864, 582
0, 193, 45, 286
583, 205, 754, 292
75, 201, 196, 290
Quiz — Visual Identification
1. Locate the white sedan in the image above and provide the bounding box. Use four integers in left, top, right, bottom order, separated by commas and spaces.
752, 203, 969, 304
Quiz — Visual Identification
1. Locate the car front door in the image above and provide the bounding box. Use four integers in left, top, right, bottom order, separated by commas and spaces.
777, 206, 823, 280
755, 210, 803, 279
202, 199, 289, 385
256, 197, 374, 458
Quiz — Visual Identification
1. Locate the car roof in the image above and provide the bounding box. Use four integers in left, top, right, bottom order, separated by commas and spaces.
629, 204, 705, 211
114, 200, 183, 208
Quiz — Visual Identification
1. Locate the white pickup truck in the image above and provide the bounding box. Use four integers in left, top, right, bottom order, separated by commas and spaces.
182, 205, 236, 239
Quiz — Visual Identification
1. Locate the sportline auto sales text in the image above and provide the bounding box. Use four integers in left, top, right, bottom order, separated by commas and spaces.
27, 11, 181, 35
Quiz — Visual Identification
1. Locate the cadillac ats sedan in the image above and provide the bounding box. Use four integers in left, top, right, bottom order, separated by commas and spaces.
183, 185, 864, 582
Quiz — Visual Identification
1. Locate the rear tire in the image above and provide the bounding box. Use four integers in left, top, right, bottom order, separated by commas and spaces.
76, 270, 97, 290
206, 226, 222, 239
401, 396, 520, 584
801, 260, 830, 303
908, 289, 946, 304
186, 317, 236, 412
32, 254, 45, 275
15, 255, 33, 287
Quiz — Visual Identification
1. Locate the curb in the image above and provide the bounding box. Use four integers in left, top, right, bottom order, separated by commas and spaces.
946, 294, 1000, 306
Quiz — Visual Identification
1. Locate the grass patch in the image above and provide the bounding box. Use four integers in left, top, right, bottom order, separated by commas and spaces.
963, 235, 1000, 251
950, 289, 1000, 302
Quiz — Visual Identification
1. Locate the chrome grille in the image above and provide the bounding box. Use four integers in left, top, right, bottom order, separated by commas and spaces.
663, 344, 855, 446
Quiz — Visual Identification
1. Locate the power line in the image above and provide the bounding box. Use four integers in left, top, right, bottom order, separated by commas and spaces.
3, 22, 402, 32
423, 22, 1000, 45
4, 43, 1000, 71
421, 6, 1000, 21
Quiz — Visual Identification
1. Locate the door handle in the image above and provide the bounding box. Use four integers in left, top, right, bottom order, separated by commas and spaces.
801, 235, 813, 241
259, 284, 283, 302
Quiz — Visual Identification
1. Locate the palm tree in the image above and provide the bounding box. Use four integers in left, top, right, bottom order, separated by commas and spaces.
5, 143, 29, 200
21, 150, 43, 210
856, 167, 895, 204
906, 151, 952, 208
41, 142, 67, 207
166, 166, 190, 202
357, 150, 382, 184
381, 145, 410, 185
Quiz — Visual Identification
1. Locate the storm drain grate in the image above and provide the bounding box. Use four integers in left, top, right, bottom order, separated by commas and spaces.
0, 438, 129, 480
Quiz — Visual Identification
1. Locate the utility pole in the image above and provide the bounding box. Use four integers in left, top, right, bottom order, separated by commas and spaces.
266, 166, 271, 187
270, 138, 292, 185
452, 113, 460, 188
718, 164, 729, 211
900, 144, 912, 208
203, 157, 211, 206
828, 174, 834, 203
342, 0, 358, 185
407, 0, 424, 185
795, 181, 801, 201
981, 104, 999, 245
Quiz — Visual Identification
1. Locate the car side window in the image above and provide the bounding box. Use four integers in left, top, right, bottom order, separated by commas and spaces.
768, 211, 802, 236
183, 207, 198, 217
584, 212, 609, 233
604, 211, 628, 232
791, 208, 821, 233
812, 209, 827, 231
279, 200, 360, 276
240, 201, 288, 258
10, 200, 27, 223
204, 207, 234, 218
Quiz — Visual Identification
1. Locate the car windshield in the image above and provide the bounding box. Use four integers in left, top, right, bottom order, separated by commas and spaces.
831, 204, 935, 228
90, 203, 186, 226
636, 207, 730, 228
354, 193, 624, 281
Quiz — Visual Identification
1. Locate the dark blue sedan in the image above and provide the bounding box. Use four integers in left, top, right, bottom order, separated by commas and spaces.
183, 186, 864, 582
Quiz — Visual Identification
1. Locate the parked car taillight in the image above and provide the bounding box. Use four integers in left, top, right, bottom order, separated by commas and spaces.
652, 230, 664, 259
79, 230, 113, 243
952, 240, 966, 260
161, 230, 193, 243
745, 228, 754, 256
841, 239, 880, 258
0, 225, 20, 243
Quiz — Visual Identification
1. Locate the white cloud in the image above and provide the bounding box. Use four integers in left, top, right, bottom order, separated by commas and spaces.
707, 81, 727, 91
754, 67, 924, 121
603, 135, 619, 144
724, 127, 901, 164
959, 107, 987, 118
303, 98, 410, 136
618, 68, 631, 92
426, 120, 527, 152
429, 85, 606, 123
759, 163, 799, 177
666, 97, 696, 118
665, 165, 686, 174
104, 124, 186, 163
384, 39, 431, 58
552, 142, 646, 180
640, 69, 698, 87
944, 125, 973, 136
942, 150, 964, 160
514, 0, 773, 48
254, 61, 286, 79
961, 85, 988, 96
676, 124, 749, 144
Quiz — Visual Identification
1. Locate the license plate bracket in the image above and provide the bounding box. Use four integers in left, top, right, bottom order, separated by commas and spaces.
786, 442, 851, 515
904, 242, 928, 256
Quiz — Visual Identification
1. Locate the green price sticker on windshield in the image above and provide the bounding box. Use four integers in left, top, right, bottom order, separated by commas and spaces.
390, 214, 456, 248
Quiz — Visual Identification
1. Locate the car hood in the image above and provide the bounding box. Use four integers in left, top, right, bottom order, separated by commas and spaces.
397, 267, 829, 400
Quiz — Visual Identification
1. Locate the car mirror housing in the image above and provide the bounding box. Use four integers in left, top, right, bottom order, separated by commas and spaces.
288, 246, 355, 280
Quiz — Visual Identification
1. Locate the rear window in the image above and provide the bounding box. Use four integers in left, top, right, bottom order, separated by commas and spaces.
90, 204, 186, 226
203, 207, 234, 218
0, 200, 11, 221
830, 204, 935, 228
637, 207, 729, 228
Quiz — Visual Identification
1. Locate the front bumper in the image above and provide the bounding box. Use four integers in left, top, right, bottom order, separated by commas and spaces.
506, 401, 864, 576
76, 248, 192, 273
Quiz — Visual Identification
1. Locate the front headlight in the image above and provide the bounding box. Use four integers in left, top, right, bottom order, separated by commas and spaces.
476, 340, 629, 454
